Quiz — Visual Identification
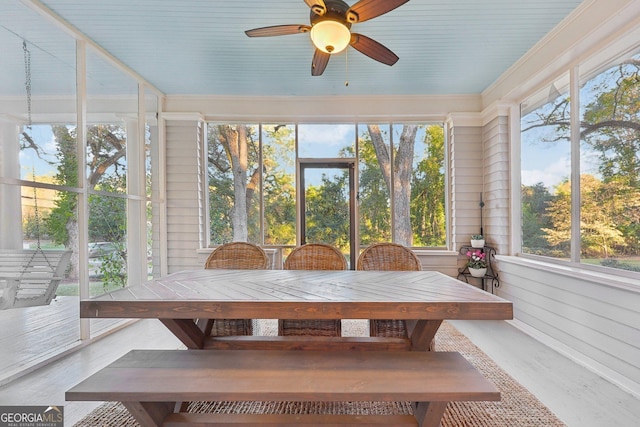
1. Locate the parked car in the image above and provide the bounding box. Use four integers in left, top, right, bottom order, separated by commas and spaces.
88, 242, 119, 258
88, 242, 122, 278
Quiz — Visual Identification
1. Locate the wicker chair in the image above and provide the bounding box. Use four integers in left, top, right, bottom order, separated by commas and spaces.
356, 242, 421, 338
279, 243, 347, 337
203, 242, 269, 336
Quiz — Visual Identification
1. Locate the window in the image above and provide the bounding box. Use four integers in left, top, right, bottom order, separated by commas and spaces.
579, 52, 640, 271
207, 122, 446, 249
520, 73, 571, 259
520, 48, 640, 273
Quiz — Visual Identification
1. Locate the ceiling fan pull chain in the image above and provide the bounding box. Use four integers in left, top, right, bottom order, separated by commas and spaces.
345, 48, 349, 87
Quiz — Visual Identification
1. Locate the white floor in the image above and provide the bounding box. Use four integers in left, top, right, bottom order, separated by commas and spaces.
0, 319, 183, 426
450, 319, 640, 427
0, 318, 638, 427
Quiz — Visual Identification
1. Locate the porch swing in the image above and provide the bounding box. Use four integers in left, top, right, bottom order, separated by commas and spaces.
0, 40, 72, 310
0, 185, 72, 309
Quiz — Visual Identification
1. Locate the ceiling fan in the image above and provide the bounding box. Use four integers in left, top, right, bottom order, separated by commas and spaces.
245, 0, 409, 76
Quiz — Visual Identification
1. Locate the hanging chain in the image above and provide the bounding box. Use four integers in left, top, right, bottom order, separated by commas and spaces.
23, 40, 32, 129
22, 170, 55, 275
20, 44, 55, 274
31, 173, 43, 252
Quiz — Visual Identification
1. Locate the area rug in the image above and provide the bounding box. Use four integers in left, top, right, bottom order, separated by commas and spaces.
72, 320, 566, 426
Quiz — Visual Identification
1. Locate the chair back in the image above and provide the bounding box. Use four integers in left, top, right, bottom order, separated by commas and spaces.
280, 243, 346, 337
203, 242, 267, 337
356, 242, 421, 271
205, 242, 269, 270
284, 243, 347, 271
356, 243, 420, 339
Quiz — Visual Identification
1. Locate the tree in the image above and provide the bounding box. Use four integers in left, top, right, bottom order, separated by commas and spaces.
521, 183, 554, 253
208, 125, 260, 243
304, 174, 350, 248
522, 56, 640, 259
543, 175, 628, 258
411, 125, 446, 246
367, 124, 418, 246
358, 137, 391, 245
44, 124, 127, 279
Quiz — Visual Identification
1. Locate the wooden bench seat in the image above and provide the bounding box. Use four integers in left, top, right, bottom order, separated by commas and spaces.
66, 349, 500, 427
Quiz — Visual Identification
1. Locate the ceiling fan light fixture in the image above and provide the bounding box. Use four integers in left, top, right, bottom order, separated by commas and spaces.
310, 20, 350, 54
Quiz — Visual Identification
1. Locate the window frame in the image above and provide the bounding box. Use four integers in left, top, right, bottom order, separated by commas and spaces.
518, 45, 640, 278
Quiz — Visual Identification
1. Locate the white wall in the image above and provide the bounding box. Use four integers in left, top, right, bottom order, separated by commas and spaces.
165, 118, 205, 273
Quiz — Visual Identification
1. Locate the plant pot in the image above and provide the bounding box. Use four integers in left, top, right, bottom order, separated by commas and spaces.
468, 267, 487, 278
471, 239, 485, 248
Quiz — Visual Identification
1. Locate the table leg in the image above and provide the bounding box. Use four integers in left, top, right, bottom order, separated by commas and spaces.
413, 401, 449, 427
122, 401, 174, 427
159, 319, 206, 349
406, 319, 443, 351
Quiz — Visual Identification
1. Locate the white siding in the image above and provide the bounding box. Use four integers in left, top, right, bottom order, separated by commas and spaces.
450, 125, 484, 247
165, 120, 204, 272
483, 116, 510, 255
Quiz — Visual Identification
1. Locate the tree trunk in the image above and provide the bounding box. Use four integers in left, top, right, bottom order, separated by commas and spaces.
394, 125, 418, 246
66, 218, 79, 280
367, 124, 418, 247
225, 126, 249, 242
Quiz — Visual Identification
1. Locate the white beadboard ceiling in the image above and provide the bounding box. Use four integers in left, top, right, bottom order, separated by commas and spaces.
0, 0, 585, 97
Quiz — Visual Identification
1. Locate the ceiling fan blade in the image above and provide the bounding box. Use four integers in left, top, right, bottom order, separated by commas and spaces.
350, 33, 399, 66
245, 25, 311, 37
311, 49, 330, 76
304, 0, 327, 15
347, 0, 409, 23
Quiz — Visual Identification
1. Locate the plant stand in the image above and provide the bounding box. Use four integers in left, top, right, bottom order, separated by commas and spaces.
457, 245, 500, 294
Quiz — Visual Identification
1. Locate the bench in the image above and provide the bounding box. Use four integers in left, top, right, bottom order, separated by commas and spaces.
66, 349, 500, 427
0, 250, 72, 310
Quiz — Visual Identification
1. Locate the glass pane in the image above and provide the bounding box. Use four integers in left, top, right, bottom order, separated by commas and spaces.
207, 123, 260, 244
20, 125, 78, 183
391, 124, 422, 247
579, 50, 640, 272
0, 1, 77, 186
88, 193, 127, 295
520, 73, 571, 259
86, 48, 137, 194
358, 124, 391, 245
411, 124, 446, 247
21, 186, 79, 292
298, 124, 355, 158
303, 167, 350, 258
262, 124, 296, 245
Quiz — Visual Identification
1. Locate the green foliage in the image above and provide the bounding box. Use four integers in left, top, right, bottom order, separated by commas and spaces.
358, 133, 391, 245
521, 183, 555, 252
89, 176, 127, 243
97, 249, 127, 290
521, 56, 640, 261
600, 258, 640, 272
411, 125, 446, 246
46, 126, 78, 246
304, 174, 350, 251
208, 122, 446, 249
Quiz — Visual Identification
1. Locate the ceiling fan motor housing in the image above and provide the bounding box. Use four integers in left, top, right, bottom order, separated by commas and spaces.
310, 0, 353, 28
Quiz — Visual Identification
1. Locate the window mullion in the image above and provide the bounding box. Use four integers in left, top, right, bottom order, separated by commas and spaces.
570, 65, 581, 263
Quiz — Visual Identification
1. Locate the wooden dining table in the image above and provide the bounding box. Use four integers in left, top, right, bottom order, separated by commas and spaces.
80, 269, 513, 351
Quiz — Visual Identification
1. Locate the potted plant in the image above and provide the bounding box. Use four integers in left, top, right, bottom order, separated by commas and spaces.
466, 249, 487, 277
470, 234, 485, 248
